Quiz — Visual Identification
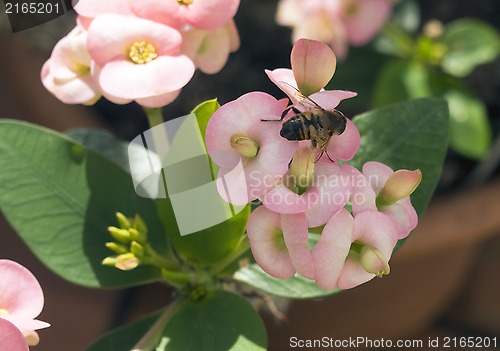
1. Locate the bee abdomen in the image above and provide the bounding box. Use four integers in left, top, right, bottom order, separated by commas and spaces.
280, 115, 313, 141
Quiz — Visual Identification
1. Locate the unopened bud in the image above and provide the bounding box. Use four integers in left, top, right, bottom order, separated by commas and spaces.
377, 169, 422, 208
288, 147, 315, 195
359, 246, 390, 277
114, 253, 140, 271
133, 214, 148, 239
130, 241, 145, 261
107, 226, 131, 244
230, 134, 260, 159
105, 242, 129, 255
116, 212, 132, 229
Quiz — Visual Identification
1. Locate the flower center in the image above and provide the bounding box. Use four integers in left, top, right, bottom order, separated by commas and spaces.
129, 41, 158, 64
345, 1, 359, 16
177, 0, 193, 5
0, 308, 9, 316
230, 134, 260, 159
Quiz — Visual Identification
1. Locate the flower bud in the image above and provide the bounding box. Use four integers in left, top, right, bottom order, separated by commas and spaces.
288, 147, 315, 195
115, 212, 131, 229
107, 226, 131, 244
377, 169, 422, 208
114, 253, 140, 271
133, 214, 148, 239
105, 242, 129, 255
130, 241, 145, 261
359, 246, 390, 277
230, 134, 260, 159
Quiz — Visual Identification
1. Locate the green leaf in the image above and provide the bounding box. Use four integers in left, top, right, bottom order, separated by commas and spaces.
0, 120, 166, 288
441, 19, 500, 77
372, 60, 432, 107
351, 98, 449, 216
445, 89, 492, 159
67, 128, 130, 172
155, 100, 250, 265
87, 290, 267, 351
87, 311, 161, 351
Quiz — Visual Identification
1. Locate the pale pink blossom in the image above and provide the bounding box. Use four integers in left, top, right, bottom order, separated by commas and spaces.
0, 260, 49, 346
312, 209, 397, 290
41, 26, 100, 105
276, 0, 393, 59
247, 206, 314, 279
206, 92, 297, 205
0, 319, 29, 351
73, 0, 133, 19
343, 162, 421, 239
86, 14, 195, 108
130, 0, 240, 30
181, 20, 240, 74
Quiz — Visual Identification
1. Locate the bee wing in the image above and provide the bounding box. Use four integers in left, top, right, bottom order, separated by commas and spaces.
279, 81, 323, 110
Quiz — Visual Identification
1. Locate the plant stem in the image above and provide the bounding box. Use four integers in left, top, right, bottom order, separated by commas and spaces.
131, 297, 187, 351
209, 235, 251, 276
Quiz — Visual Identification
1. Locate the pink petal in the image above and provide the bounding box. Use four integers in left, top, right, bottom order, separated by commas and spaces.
246, 207, 296, 279
308, 90, 357, 110
281, 213, 314, 279
276, 0, 303, 26
337, 210, 397, 289
342, 164, 377, 215
41, 61, 101, 105
49, 27, 90, 80
0, 319, 29, 351
342, 0, 392, 45
73, 0, 133, 18
216, 164, 251, 206
227, 19, 240, 52
135, 90, 181, 108
304, 162, 351, 227
183, 0, 240, 30
326, 118, 360, 161
87, 14, 182, 67
0, 260, 45, 322
265, 68, 300, 103
260, 177, 321, 214
362, 161, 393, 194
291, 38, 337, 96
98, 56, 194, 99
130, 0, 184, 29
312, 208, 353, 290
381, 201, 418, 239
181, 26, 231, 75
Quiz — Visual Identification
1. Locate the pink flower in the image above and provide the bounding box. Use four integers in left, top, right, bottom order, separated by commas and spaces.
261, 153, 351, 227
266, 39, 360, 161
130, 0, 240, 30
87, 14, 195, 108
247, 206, 314, 279
0, 260, 49, 346
312, 208, 397, 290
41, 26, 100, 105
73, 0, 134, 19
276, 0, 393, 59
0, 319, 29, 351
343, 162, 421, 239
181, 20, 240, 74
206, 92, 297, 205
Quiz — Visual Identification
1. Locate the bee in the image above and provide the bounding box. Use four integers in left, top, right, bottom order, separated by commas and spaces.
263, 83, 347, 162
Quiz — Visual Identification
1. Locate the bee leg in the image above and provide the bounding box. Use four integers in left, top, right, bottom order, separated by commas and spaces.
261, 105, 293, 122
325, 150, 335, 163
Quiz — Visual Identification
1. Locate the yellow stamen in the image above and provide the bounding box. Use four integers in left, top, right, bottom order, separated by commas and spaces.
129, 41, 158, 65
177, 0, 193, 5
0, 308, 10, 316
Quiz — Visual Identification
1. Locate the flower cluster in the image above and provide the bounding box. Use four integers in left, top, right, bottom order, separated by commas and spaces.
42, 0, 240, 107
0, 260, 49, 348
206, 39, 421, 290
276, 0, 394, 59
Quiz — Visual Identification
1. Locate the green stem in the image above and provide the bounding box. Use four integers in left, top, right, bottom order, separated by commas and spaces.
143, 107, 182, 272
209, 235, 251, 276
131, 297, 187, 351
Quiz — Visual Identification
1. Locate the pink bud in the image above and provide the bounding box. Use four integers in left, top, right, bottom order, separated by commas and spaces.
291, 38, 337, 96
377, 169, 422, 207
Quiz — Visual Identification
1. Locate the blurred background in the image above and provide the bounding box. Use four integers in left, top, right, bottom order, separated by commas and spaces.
0, 0, 499, 350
